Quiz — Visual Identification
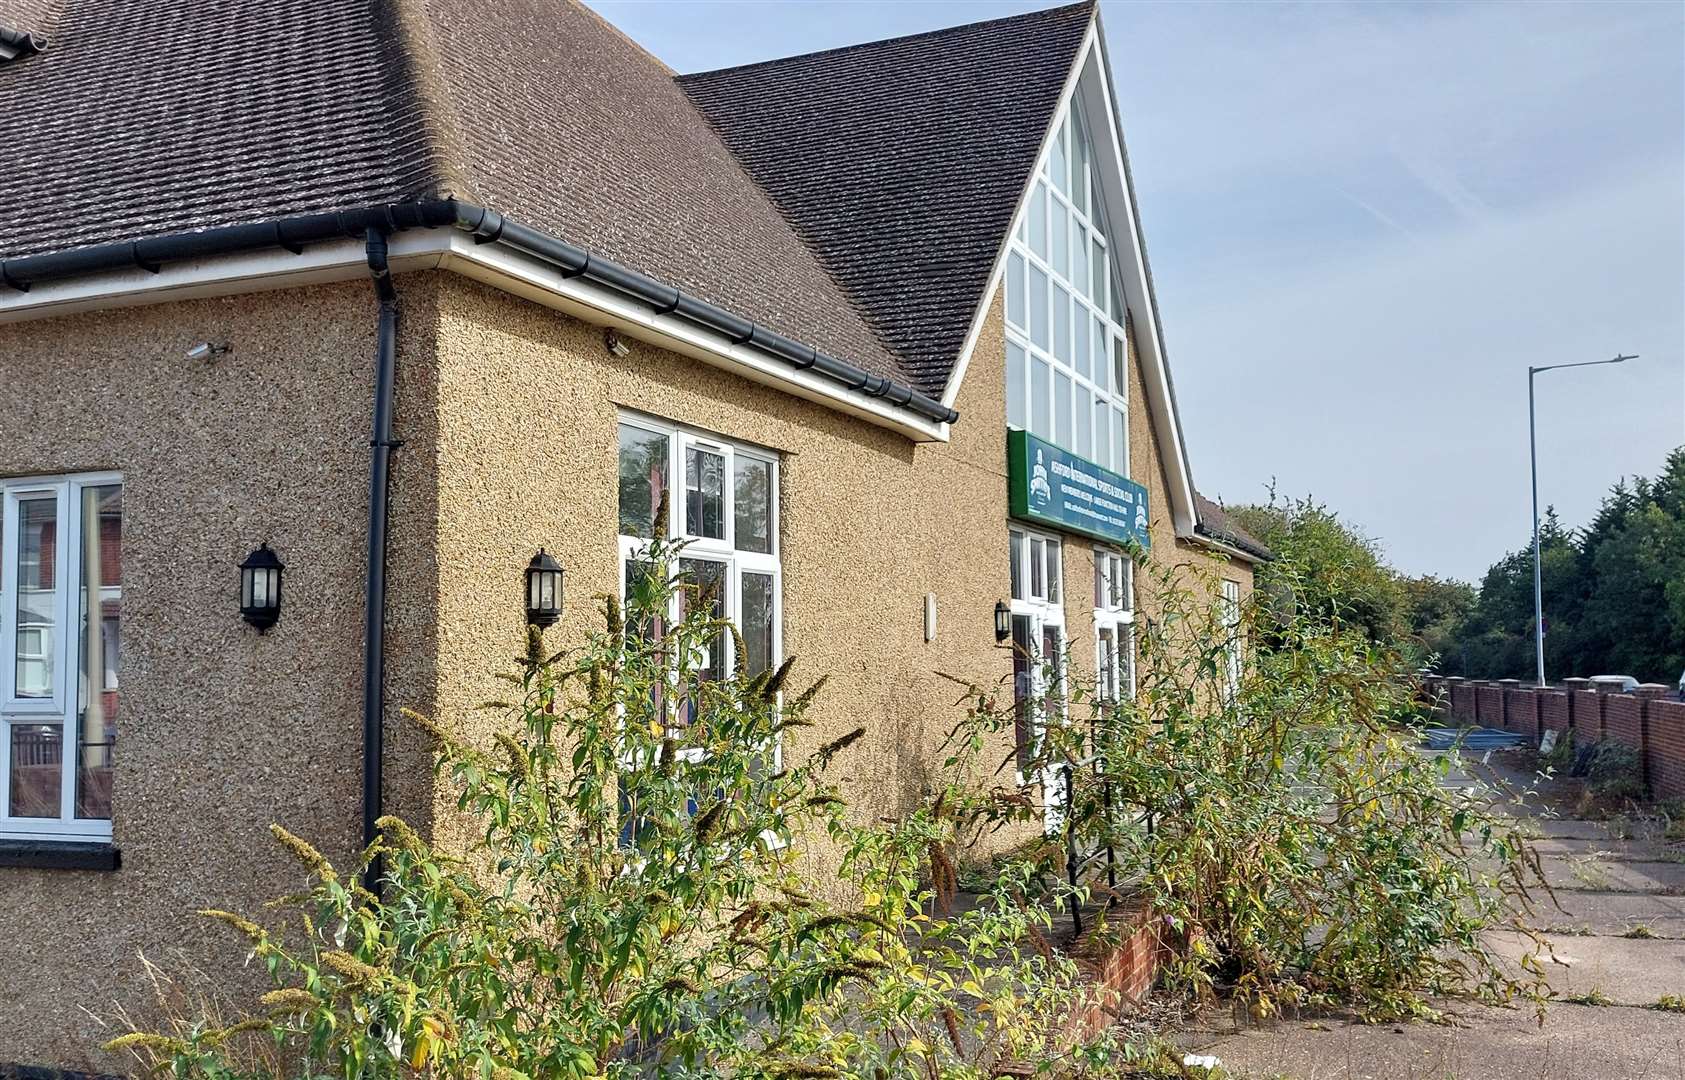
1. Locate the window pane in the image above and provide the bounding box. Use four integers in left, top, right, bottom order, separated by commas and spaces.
623, 558, 665, 647
1030, 357, 1051, 440
1092, 239, 1107, 309
1112, 407, 1126, 473
1095, 555, 1107, 609
1029, 538, 1044, 599
1111, 256, 1125, 323
1113, 334, 1127, 398
1028, 182, 1048, 259
1073, 110, 1091, 216
1052, 115, 1071, 195
1092, 315, 1110, 395
618, 424, 669, 539
1047, 541, 1062, 604
677, 559, 727, 727
1011, 615, 1035, 771
1073, 308, 1090, 380
1072, 227, 1089, 300
1050, 206, 1068, 280
1074, 387, 1092, 460
740, 571, 776, 678
1093, 399, 1109, 464
1009, 530, 1025, 601
1028, 266, 1049, 351
733, 456, 772, 554
1006, 342, 1027, 430
15, 494, 57, 699
1051, 284, 1070, 364
1006, 251, 1025, 329
9, 723, 60, 817
77, 484, 120, 820
685, 445, 725, 539
1053, 371, 1072, 450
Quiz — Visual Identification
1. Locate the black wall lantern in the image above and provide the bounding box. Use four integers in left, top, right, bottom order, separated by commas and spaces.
239, 543, 284, 632
994, 600, 1011, 642
526, 548, 564, 628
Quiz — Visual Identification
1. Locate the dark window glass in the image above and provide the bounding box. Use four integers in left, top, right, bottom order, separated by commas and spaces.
618, 424, 669, 538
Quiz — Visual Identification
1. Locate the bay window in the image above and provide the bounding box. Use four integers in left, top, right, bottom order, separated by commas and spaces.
1, 473, 122, 841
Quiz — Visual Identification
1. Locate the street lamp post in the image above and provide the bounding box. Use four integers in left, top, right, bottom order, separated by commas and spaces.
1528, 354, 1636, 687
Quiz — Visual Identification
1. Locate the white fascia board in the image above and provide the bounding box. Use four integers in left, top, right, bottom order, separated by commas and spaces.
1189, 534, 1265, 566
0, 230, 948, 444
936, 18, 1202, 538
442, 234, 948, 443
1085, 18, 1200, 538
0, 234, 450, 324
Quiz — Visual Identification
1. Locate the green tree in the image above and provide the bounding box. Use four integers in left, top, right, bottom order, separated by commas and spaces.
1228, 494, 1407, 648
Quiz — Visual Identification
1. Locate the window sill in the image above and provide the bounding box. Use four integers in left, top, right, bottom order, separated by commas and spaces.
0, 839, 120, 871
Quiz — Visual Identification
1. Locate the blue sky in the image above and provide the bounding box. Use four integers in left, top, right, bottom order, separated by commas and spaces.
588, 0, 1685, 582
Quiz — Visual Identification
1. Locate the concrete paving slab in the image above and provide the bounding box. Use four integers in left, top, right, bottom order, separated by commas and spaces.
1194, 1002, 1685, 1080
1541, 854, 1685, 893
1530, 836, 1684, 860
1532, 891, 1685, 937
1488, 931, 1685, 1005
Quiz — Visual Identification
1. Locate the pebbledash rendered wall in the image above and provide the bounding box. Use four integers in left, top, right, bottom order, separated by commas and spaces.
1425, 676, 1685, 800
0, 269, 1250, 1072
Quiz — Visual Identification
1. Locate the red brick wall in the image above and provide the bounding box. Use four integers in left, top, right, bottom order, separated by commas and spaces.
1604, 695, 1645, 751
1451, 682, 1477, 723
1538, 691, 1570, 735
1505, 690, 1539, 741
1570, 690, 1604, 741
1477, 686, 1504, 728
1647, 700, 1685, 801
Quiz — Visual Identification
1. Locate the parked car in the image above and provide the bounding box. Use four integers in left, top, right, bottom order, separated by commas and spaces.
1588, 675, 1640, 693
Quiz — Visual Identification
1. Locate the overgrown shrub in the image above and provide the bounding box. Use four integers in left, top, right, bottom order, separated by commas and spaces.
956, 556, 1549, 1022
107, 534, 1126, 1079
1585, 739, 1646, 803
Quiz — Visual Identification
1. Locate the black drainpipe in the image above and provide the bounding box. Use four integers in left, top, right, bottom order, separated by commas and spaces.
361, 226, 399, 894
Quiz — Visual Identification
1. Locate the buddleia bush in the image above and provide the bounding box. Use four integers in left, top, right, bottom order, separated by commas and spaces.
108, 532, 1129, 1080
992, 555, 1551, 1022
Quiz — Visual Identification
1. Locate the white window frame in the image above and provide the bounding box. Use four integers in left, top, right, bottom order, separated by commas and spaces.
1008, 525, 1068, 831
1092, 547, 1135, 704
1005, 97, 1131, 478
1220, 579, 1242, 700
0, 471, 122, 842
616, 413, 782, 754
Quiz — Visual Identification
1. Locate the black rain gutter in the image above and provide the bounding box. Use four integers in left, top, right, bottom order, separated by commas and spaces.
360, 228, 398, 895
0, 199, 959, 425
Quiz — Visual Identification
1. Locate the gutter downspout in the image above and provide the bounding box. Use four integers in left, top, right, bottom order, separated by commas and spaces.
362, 227, 399, 894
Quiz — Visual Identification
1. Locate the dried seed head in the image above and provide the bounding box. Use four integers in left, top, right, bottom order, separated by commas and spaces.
198, 909, 265, 943
259, 988, 318, 1014
320, 950, 384, 986
270, 824, 337, 882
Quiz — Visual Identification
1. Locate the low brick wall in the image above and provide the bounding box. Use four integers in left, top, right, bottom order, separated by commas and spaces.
1505, 690, 1539, 741
1477, 686, 1505, 729
1648, 701, 1685, 801
1570, 690, 1604, 740
1426, 677, 1685, 801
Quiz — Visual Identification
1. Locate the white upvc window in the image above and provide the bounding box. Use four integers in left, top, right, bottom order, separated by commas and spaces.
1093, 548, 1135, 704
1220, 579, 1243, 700
0, 472, 123, 842
1008, 525, 1067, 830
616, 415, 782, 731
1005, 96, 1130, 476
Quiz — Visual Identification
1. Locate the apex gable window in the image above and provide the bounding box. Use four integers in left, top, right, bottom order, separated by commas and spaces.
616, 415, 781, 699
1005, 96, 1130, 476
0, 473, 122, 841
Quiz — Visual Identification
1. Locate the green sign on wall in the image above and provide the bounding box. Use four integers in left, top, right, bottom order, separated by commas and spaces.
1007, 429, 1150, 549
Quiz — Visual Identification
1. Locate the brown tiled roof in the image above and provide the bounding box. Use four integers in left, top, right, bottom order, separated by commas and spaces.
1194, 494, 1272, 561
679, 2, 1094, 396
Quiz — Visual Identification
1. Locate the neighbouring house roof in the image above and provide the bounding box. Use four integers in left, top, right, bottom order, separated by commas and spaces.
1193, 494, 1272, 562
678, 2, 1094, 396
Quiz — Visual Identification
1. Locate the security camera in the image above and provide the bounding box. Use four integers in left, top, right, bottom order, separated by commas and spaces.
604, 328, 631, 359
186, 342, 231, 362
